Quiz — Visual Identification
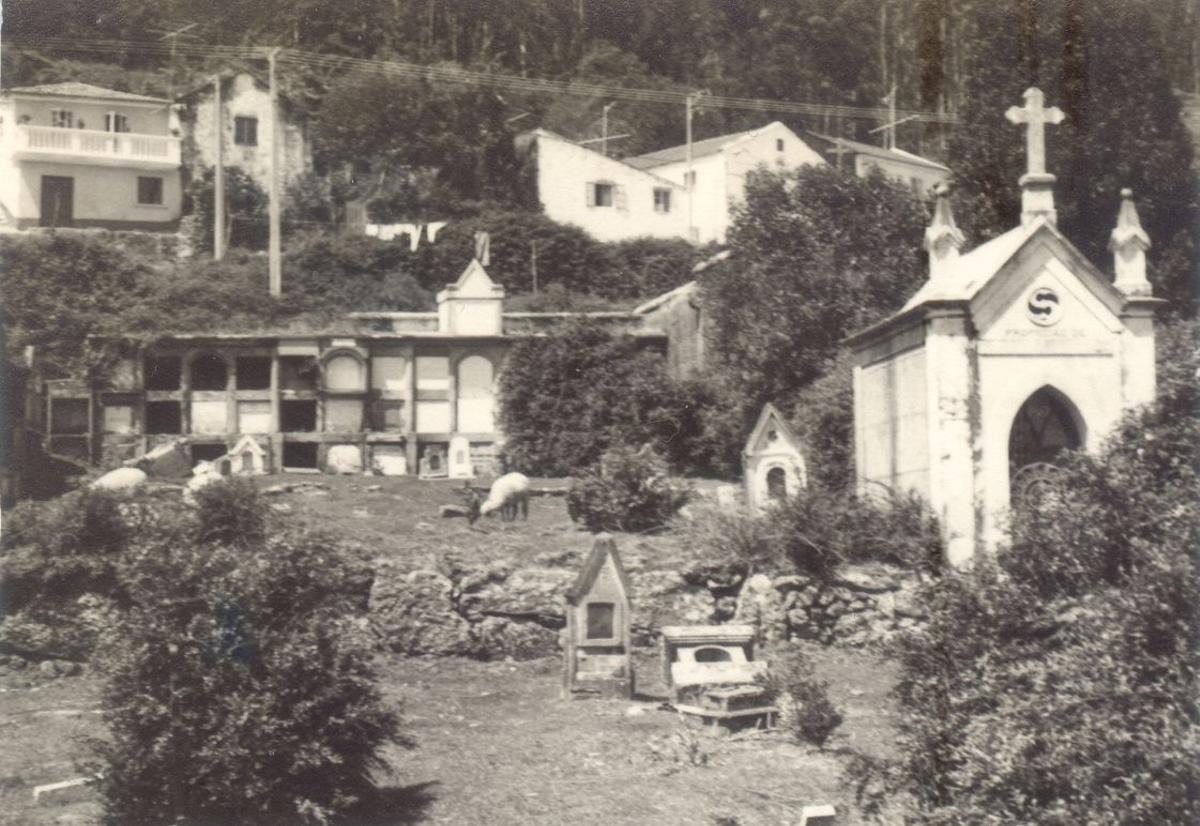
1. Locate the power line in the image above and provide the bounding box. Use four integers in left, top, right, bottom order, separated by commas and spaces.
4, 36, 958, 124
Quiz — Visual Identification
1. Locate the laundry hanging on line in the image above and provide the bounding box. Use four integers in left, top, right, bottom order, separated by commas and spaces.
364, 221, 448, 251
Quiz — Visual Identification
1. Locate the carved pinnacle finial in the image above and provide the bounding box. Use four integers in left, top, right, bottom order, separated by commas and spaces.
925, 183, 964, 280
1109, 188, 1152, 296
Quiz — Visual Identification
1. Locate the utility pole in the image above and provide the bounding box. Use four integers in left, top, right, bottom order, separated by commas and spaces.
685, 93, 696, 243
267, 47, 282, 297
212, 75, 225, 261
601, 102, 616, 157
531, 240, 539, 295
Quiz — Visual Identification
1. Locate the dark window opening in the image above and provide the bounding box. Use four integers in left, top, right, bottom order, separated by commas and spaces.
190, 353, 228, 391
585, 602, 615, 640
234, 116, 258, 146
776, 138, 784, 151
145, 402, 182, 434
1009, 388, 1082, 471
236, 356, 271, 390
283, 442, 318, 469
280, 356, 320, 391
281, 400, 317, 432
191, 443, 228, 464
137, 176, 163, 205
50, 398, 89, 434
653, 188, 671, 213
145, 356, 182, 390
590, 182, 613, 207
694, 647, 733, 663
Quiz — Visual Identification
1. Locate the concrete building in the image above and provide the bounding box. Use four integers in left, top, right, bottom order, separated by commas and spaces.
0, 82, 182, 230
809, 133, 949, 198
34, 259, 677, 478
521, 129, 688, 242
625, 122, 825, 244
175, 72, 312, 195
846, 89, 1160, 567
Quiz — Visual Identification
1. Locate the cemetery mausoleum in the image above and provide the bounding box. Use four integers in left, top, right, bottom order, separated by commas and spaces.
847, 88, 1162, 566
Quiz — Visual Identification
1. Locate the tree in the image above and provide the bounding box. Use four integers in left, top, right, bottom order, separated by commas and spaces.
702, 164, 927, 418
86, 479, 403, 825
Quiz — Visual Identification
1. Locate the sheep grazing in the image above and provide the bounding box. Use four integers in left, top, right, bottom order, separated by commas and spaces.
469, 472, 530, 524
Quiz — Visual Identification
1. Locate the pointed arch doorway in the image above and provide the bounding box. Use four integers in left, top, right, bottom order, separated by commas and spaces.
1008, 387, 1084, 504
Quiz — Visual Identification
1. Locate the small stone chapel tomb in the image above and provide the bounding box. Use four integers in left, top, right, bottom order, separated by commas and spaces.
743, 402, 807, 512
562, 534, 633, 699
847, 87, 1160, 567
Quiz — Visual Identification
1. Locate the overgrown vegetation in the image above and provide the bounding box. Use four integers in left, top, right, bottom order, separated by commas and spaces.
566, 444, 690, 533
498, 321, 730, 477
761, 653, 845, 748
851, 321, 1200, 824
2, 480, 403, 824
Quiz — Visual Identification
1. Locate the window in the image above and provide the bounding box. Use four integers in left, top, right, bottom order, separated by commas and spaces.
144, 356, 182, 390
235, 357, 271, 390
105, 112, 129, 133
50, 399, 89, 434
137, 177, 163, 206
234, 116, 258, 146
281, 400, 318, 432
589, 182, 614, 207
776, 138, 784, 151
653, 188, 672, 213
684, 170, 697, 189
585, 603, 615, 640
145, 401, 182, 434
190, 353, 227, 391
50, 110, 74, 129
282, 442, 319, 469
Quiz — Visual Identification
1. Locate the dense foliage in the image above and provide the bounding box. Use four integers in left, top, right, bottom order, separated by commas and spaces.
565, 444, 690, 533
702, 165, 928, 421
856, 322, 1200, 824
761, 654, 845, 748
0, 479, 401, 824
497, 321, 728, 477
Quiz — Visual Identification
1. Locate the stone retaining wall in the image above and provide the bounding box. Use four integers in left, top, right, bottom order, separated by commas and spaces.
368, 549, 927, 659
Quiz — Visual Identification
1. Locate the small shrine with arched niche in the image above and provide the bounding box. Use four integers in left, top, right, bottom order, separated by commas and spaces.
562, 535, 633, 700
742, 403, 807, 513
847, 87, 1161, 567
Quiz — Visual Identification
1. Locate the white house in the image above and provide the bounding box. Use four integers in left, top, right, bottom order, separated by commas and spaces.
176, 72, 312, 195
0, 82, 182, 231
624, 122, 825, 244
846, 89, 1159, 567
521, 129, 688, 242
810, 133, 949, 198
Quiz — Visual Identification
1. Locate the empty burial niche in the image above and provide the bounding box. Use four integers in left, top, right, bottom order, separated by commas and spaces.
190, 443, 228, 465
282, 441, 319, 470
280, 356, 319, 391
694, 646, 734, 663
280, 400, 317, 432
235, 356, 272, 390
145, 401, 182, 434
144, 356, 182, 390
190, 353, 228, 391
50, 398, 89, 434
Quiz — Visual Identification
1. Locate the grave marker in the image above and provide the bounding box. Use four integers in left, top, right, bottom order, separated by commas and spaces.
562, 534, 633, 700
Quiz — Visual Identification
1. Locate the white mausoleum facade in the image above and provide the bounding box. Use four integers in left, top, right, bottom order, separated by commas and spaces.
847, 88, 1161, 567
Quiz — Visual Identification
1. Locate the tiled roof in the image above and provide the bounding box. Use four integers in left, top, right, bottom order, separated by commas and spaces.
623, 126, 767, 169
5, 82, 169, 104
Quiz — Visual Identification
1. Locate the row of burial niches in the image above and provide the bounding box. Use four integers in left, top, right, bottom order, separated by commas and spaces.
53, 346, 502, 475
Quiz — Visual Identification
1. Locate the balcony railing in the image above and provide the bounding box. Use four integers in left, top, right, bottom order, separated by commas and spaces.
8, 124, 181, 166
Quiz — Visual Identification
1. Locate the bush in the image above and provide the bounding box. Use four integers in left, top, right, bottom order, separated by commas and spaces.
192, 477, 266, 547
566, 445, 690, 533
875, 340, 1200, 824
83, 496, 403, 825
762, 653, 844, 748
774, 487, 944, 580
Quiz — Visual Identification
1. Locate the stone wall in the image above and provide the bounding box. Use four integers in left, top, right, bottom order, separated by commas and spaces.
368, 545, 925, 659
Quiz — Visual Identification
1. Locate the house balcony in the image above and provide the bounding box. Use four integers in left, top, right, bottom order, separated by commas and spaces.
6, 125, 181, 170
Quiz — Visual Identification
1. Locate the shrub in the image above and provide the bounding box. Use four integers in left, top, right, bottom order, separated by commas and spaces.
193, 477, 266, 547
774, 487, 944, 580
762, 653, 844, 748
86, 503, 404, 825
566, 445, 690, 533
187, 165, 269, 253
877, 345, 1200, 824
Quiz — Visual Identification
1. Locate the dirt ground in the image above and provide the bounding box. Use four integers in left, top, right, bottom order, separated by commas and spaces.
0, 474, 901, 824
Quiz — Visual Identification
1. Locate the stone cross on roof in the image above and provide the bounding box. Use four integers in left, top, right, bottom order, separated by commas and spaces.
1005, 87, 1064, 177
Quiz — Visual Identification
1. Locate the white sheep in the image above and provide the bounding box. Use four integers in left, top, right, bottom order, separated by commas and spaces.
469, 472, 530, 524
